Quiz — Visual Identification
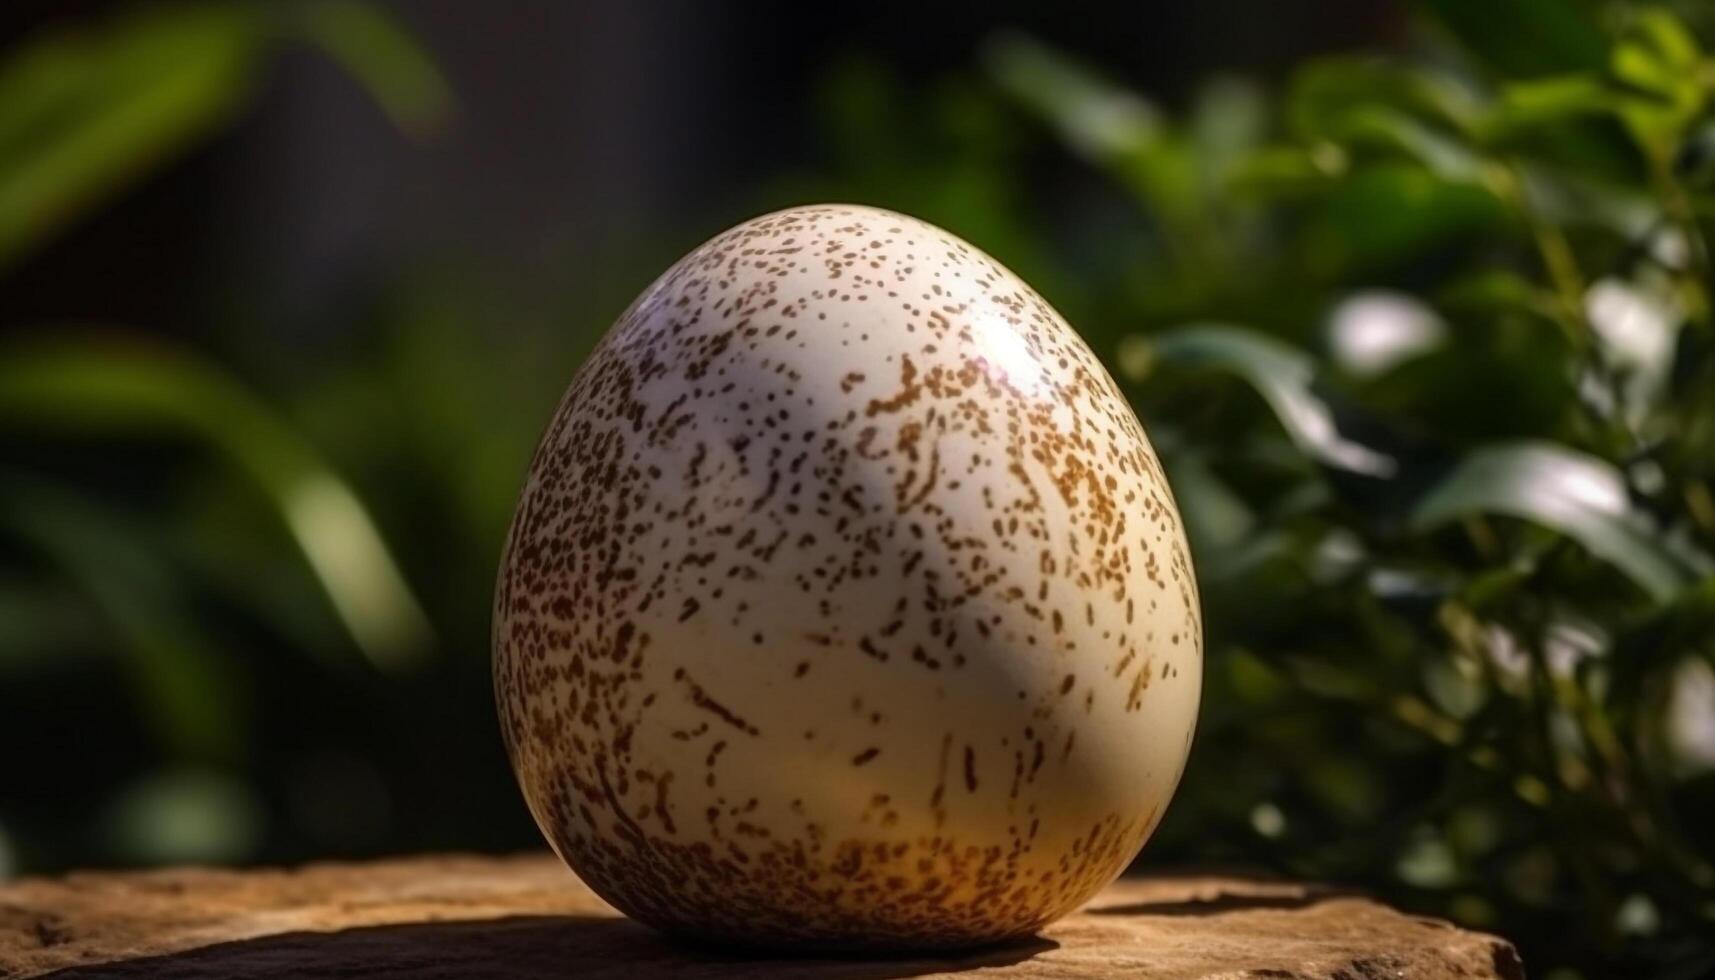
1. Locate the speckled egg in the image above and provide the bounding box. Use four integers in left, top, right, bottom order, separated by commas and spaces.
494, 204, 1201, 951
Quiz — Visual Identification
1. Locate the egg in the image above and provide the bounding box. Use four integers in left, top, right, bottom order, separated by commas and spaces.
494, 204, 1201, 951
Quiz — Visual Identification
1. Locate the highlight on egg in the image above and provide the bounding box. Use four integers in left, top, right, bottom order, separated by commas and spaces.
493, 204, 1202, 950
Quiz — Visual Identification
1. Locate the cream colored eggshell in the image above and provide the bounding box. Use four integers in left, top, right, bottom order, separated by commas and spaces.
494, 204, 1201, 950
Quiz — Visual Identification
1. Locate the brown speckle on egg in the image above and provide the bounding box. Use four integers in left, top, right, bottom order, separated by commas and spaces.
493, 204, 1201, 951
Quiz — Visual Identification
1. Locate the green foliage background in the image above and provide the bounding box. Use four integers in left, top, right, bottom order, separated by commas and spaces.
4, 2, 1715, 977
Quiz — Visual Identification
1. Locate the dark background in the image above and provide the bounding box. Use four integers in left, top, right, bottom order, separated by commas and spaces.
4, 1, 1400, 330
8, 3, 1715, 978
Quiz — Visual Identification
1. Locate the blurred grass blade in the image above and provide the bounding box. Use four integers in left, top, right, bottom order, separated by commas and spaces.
1332, 106, 1487, 184
1410, 442, 1694, 601
0, 477, 242, 760
0, 3, 262, 272
1482, 75, 1616, 138
0, 334, 432, 668
1144, 324, 1399, 477
289, 0, 454, 138
1288, 58, 1480, 138
983, 31, 1163, 161
0, 1, 450, 273
983, 33, 1218, 248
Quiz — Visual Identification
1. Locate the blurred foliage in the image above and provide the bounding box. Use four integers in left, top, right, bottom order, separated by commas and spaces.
763, 4, 1715, 976
0, 0, 526, 873
963, 6, 1715, 977
6, 1, 1715, 978
0, 1, 448, 270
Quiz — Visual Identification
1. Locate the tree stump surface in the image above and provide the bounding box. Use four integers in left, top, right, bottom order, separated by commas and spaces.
0, 853, 1521, 979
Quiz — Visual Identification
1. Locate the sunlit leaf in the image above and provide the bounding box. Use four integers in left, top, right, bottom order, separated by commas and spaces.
1325, 291, 1448, 378
1483, 75, 1617, 137
0, 3, 261, 270
1411, 441, 1698, 601
0, 334, 432, 669
101, 768, 262, 865
1665, 657, 1715, 775
983, 31, 1163, 161
1143, 324, 1399, 477
1612, 7, 1702, 97
1611, 8, 1709, 155
1586, 275, 1681, 420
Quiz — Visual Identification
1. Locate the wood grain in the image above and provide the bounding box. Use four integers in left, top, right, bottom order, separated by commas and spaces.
0, 853, 1522, 979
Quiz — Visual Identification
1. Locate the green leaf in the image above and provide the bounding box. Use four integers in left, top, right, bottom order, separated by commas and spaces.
1437, 269, 1561, 321
1288, 58, 1481, 139
1324, 291, 1449, 378
1514, 162, 1660, 238
1477, 73, 1684, 186
0, 3, 262, 271
1610, 7, 1708, 154
1227, 143, 1346, 197
0, 1, 450, 273
1280, 58, 1523, 202
1143, 324, 1398, 477
1422, 0, 1609, 78
289, 0, 454, 138
1330, 105, 1489, 184
0, 478, 243, 759
0, 334, 432, 669
983, 31, 1163, 162
1612, 7, 1702, 97
1585, 276, 1681, 421
982, 32, 1200, 231
1189, 76, 1267, 174
1410, 442, 1698, 601
1613, 575, 1715, 674
1303, 164, 1509, 275
1484, 75, 1618, 138
1162, 450, 1256, 563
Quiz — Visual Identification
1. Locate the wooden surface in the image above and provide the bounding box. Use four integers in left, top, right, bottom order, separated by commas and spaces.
0, 853, 1522, 979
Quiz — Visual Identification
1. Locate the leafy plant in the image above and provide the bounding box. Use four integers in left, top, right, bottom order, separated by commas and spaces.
0, 1, 449, 862
971, 6, 1715, 977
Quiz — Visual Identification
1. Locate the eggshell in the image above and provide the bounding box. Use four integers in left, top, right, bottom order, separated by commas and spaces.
494, 204, 1201, 950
